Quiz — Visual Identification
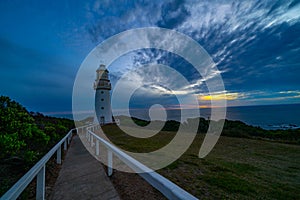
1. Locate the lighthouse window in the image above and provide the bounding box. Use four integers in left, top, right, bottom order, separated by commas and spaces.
101, 91, 104, 94
101, 107, 104, 109
101, 98, 104, 101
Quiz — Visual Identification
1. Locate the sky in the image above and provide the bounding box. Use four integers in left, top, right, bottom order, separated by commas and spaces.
1, 0, 300, 117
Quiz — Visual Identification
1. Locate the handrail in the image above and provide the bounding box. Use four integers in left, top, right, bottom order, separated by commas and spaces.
1, 128, 77, 200
2, 124, 198, 200
85, 125, 198, 200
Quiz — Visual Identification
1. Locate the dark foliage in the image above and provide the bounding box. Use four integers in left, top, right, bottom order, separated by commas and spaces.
0, 96, 74, 196
131, 117, 150, 127
31, 112, 74, 147
0, 96, 49, 165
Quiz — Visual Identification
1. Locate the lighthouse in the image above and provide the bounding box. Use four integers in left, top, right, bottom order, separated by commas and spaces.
94, 64, 113, 125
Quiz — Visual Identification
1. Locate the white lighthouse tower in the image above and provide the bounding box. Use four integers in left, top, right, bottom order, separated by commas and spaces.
94, 64, 113, 125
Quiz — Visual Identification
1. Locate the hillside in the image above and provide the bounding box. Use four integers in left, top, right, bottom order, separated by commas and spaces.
1, 97, 299, 199
116, 115, 300, 144
102, 124, 300, 199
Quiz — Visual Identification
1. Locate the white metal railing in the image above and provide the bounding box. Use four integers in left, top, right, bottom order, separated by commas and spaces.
85, 124, 198, 200
1, 127, 78, 200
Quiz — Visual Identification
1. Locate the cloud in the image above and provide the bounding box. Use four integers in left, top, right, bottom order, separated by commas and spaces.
247, 92, 300, 102
109, 48, 225, 102
157, 0, 190, 28
196, 89, 300, 107
199, 92, 242, 101
85, 0, 164, 42
161, 0, 300, 93
278, 90, 300, 94
78, 0, 300, 111
85, 0, 300, 93
223, 90, 300, 106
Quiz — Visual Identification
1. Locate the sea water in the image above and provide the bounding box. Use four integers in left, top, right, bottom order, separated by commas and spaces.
128, 104, 300, 130
50, 104, 300, 130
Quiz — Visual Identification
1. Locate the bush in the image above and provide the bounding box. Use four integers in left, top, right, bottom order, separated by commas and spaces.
0, 96, 49, 165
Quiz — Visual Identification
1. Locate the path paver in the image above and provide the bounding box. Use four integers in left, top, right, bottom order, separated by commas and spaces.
50, 135, 120, 200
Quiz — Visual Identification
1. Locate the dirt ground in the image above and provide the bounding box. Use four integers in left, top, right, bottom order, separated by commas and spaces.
109, 168, 166, 200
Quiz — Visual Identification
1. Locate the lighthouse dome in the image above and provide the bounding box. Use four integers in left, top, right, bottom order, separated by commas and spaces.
97, 64, 107, 72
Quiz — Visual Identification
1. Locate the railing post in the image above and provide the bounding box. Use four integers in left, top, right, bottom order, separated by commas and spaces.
67, 135, 70, 145
1, 127, 89, 200
64, 140, 67, 150
90, 135, 93, 146
56, 145, 61, 164
92, 135, 95, 146
36, 165, 45, 200
108, 150, 113, 176
96, 140, 99, 156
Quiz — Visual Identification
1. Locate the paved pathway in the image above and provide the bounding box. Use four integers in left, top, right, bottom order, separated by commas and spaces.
50, 135, 120, 200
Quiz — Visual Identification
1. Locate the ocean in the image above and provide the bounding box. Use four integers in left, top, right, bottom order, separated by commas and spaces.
128, 103, 300, 130
208, 104, 300, 130
50, 103, 300, 130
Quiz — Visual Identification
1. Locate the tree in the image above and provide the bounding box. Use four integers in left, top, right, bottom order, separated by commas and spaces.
0, 96, 49, 164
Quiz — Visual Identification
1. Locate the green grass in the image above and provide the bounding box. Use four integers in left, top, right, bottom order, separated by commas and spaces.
102, 124, 300, 199
203, 173, 256, 194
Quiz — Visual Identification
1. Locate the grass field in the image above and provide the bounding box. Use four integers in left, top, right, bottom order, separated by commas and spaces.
102, 124, 300, 199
